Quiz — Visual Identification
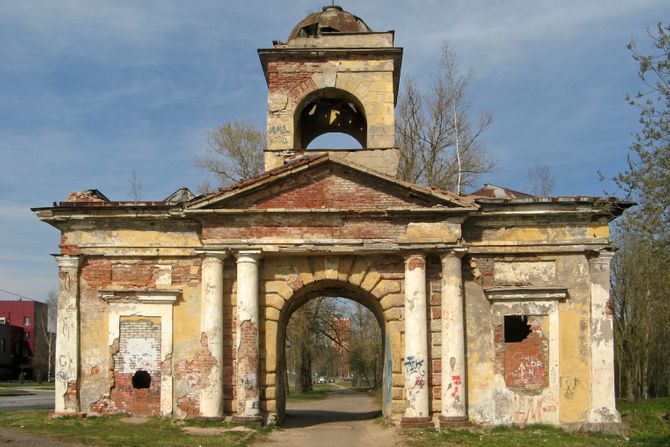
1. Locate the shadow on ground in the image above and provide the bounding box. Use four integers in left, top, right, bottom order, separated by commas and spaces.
280, 388, 382, 428
282, 409, 382, 428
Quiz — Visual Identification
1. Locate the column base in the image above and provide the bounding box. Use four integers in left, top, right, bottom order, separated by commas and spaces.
400, 416, 434, 428
439, 415, 470, 428
198, 416, 226, 422
232, 415, 263, 426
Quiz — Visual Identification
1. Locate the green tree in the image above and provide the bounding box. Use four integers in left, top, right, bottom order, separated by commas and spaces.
618, 23, 669, 240
611, 23, 670, 400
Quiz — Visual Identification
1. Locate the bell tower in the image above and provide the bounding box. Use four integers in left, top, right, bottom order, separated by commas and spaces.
258, 5, 403, 177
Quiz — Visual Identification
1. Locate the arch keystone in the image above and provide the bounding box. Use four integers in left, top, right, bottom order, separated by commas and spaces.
337, 256, 355, 282
348, 257, 370, 286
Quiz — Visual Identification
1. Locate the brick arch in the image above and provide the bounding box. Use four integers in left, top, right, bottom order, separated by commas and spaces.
292, 87, 367, 150
260, 254, 404, 423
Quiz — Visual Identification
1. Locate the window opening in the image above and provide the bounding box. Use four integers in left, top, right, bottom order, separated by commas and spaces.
132, 370, 151, 389
504, 315, 531, 342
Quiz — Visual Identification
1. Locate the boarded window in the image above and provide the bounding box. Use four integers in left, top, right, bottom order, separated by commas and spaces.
499, 315, 549, 390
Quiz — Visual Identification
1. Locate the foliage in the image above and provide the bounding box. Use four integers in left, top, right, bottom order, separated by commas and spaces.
197, 121, 265, 186
611, 23, 670, 401
286, 298, 347, 393
612, 217, 670, 400
0, 411, 263, 447
286, 298, 382, 394
526, 164, 555, 196
618, 23, 670, 240
347, 302, 382, 388
395, 43, 495, 193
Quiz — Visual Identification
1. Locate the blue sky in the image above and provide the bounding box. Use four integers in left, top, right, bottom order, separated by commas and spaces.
0, 0, 665, 302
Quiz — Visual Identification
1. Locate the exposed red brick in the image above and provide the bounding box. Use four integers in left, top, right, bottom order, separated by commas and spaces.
226, 165, 433, 210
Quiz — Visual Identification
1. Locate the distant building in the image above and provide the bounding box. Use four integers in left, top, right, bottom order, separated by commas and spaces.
0, 321, 25, 380
0, 300, 51, 380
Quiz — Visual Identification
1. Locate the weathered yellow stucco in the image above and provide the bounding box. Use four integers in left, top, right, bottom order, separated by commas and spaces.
70, 229, 201, 249
558, 305, 591, 422
40, 6, 624, 431
587, 224, 609, 239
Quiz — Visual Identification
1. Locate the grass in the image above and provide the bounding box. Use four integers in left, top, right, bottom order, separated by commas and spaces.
403, 398, 670, 447
286, 382, 340, 401
0, 411, 267, 447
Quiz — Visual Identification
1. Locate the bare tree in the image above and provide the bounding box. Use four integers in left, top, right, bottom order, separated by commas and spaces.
128, 170, 144, 201
347, 302, 382, 388
287, 298, 336, 393
526, 164, 555, 196
36, 289, 57, 382
197, 121, 265, 185
396, 43, 496, 193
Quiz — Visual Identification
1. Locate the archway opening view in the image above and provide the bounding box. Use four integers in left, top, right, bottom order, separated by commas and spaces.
280, 295, 384, 427
307, 132, 363, 150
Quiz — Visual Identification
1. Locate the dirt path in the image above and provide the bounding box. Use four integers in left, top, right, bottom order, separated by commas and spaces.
252, 386, 399, 447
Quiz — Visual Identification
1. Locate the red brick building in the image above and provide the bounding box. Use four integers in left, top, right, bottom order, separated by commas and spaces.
0, 300, 51, 380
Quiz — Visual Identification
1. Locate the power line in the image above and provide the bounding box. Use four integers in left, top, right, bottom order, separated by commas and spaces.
0, 288, 44, 303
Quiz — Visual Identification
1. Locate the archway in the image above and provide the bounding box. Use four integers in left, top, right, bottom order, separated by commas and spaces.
275, 279, 392, 424
293, 88, 367, 150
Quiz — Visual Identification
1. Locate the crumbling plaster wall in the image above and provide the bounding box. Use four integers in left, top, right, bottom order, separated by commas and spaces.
65, 222, 205, 417
462, 218, 609, 426
265, 56, 396, 169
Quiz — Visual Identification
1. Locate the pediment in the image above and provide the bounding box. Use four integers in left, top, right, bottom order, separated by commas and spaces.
187, 155, 476, 211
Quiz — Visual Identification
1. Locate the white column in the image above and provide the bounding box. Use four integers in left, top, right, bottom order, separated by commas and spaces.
54, 255, 81, 414
199, 253, 226, 418
402, 253, 431, 426
440, 250, 469, 427
234, 250, 262, 422
586, 250, 621, 429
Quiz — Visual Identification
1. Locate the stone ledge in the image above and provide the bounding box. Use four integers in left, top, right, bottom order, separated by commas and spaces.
484, 286, 568, 302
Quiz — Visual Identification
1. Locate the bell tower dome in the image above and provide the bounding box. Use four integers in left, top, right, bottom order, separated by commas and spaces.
258, 5, 403, 177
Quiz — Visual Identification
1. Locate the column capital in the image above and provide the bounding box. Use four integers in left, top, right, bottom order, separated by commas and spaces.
586, 248, 615, 264
236, 249, 262, 263
197, 249, 229, 260
439, 247, 468, 261
54, 255, 81, 269
403, 251, 426, 262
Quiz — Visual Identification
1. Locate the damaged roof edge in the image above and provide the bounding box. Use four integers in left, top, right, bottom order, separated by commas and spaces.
475, 196, 634, 220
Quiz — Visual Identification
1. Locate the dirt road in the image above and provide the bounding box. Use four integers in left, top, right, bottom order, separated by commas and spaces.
252, 386, 399, 447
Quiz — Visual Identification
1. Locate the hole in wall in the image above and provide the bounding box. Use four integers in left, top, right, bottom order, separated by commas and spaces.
132, 370, 151, 389
504, 315, 532, 342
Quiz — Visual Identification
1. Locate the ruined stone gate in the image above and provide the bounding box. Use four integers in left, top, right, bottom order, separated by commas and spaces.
34, 6, 626, 432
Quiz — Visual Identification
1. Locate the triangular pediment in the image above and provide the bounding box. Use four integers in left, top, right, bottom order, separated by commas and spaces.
187, 155, 476, 211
